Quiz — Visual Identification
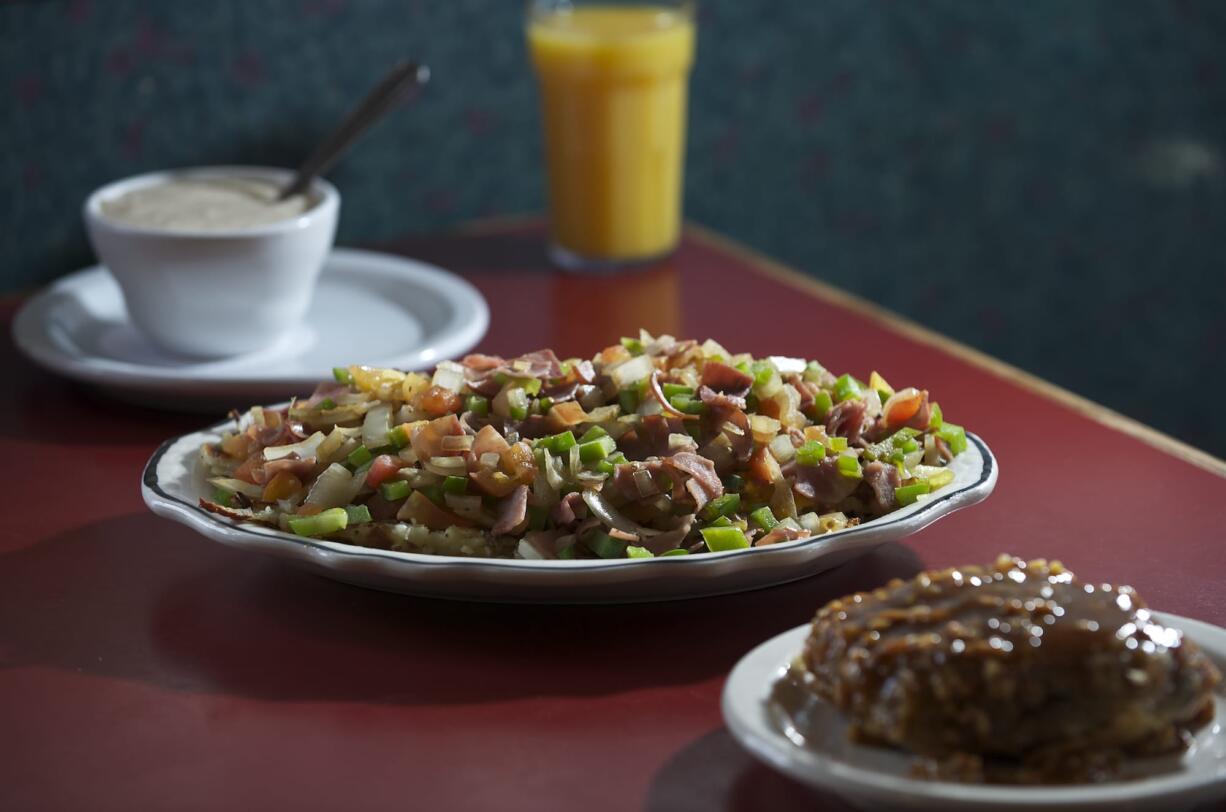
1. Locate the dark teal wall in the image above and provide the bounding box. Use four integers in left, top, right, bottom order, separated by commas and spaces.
4, 1, 1225, 457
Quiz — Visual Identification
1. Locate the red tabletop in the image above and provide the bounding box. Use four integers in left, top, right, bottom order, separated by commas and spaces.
3, 220, 1224, 811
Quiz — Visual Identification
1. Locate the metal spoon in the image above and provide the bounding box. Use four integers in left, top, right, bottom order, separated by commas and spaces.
278, 60, 431, 200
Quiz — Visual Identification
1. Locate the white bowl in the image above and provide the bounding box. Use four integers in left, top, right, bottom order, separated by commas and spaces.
84, 165, 340, 358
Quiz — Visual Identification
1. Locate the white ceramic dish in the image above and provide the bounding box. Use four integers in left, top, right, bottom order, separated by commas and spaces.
722, 614, 1226, 812
141, 416, 996, 602
13, 247, 489, 409
84, 166, 340, 357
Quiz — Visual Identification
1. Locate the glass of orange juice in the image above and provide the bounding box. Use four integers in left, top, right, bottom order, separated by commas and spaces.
527, 0, 696, 270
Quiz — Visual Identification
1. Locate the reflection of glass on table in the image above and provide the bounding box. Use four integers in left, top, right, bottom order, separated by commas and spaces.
550, 259, 681, 356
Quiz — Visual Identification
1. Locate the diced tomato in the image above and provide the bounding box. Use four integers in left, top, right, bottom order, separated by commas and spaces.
364, 454, 403, 489
884, 388, 923, 428
261, 470, 303, 501
415, 385, 463, 417
398, 491, 474, 531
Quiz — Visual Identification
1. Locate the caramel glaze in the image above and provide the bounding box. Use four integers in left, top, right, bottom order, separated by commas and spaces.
799, 555, 1221, 783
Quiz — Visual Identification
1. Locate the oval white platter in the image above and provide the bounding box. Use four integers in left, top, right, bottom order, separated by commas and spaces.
142, 418, 996, 604
722, 613, 1226, 811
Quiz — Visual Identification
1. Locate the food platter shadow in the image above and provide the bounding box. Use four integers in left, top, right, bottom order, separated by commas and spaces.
145, 538, 925, 705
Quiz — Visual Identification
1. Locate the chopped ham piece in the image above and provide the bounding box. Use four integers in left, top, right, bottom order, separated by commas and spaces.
491, 485, 529, 535
701, 361, 754, 395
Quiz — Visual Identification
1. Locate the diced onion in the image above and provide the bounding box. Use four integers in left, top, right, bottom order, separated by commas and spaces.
479, 452, 502, 469
207, 477, 265, 499
798, 512, 823, 534
701, 338, 730, 360
441, 434, 474, 452
668, 433, 696, 453
584, 405, 620, 423
263, 431, 326, 461
423, 456, 467, 476
362, 404, 392, 448
608, 354, 655, 389
818, 511, 849, 533
768, 434, 796, 463
568, 443, 582, 479
304, 463, 361, 508
581, 489, 661, 538
398, 447, 420, 465
749, 414, 781, 444
431, 361, 466, 393
721, 421, 745, 437
768, 356, 807, 374
633, 469, 660, 497
516, 538, 546, 561
543, 453, 565, 490
444, 494, 483, 514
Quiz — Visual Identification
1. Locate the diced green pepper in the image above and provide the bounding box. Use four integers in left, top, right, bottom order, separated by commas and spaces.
420, 483, 445, 505
442, 475, 469, 495
578, 436, 617, 463
895, 481, 931, 506
344, 504, 372, 524
347, 445, 373, 468
795, 440, 827, 466
701, 526, 750, 552
828, 436, 848, 452
722, 473, 745, 492
626, 545, 654, 559
211, 486, 235, 507
929, 402, 943, 429
749, 506, 780, 531
585, 530, 626, 559
556, 541, 576, 559
578, 425, 607, 443
547, 430, 577, 455
595, 451, 628, 475
520, 378, 543, 396
810, 390, 833, 420
833, 373, 862, 403
836, 453, 862, 479
924, 468, 955, 489
660, 548, 690, 556
937, 422, 968, 455
661, 383, 693, 399
380, 480, 412, 501
618, 388, 639, 415
507, 387, 530, 421
707, 515, 733, 528
388, 424, 412, 449
668, 394, 706, 415
332, 367, 354, 386
701, 493, 741, 522
288, 507, 348, 537
620, 336, 644, 355
466, 395, 490, 416
750, 360, 777, 391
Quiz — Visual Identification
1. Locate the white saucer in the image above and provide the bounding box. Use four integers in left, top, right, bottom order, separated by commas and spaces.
12, 247, 489, 409
723, 614, 1226, 811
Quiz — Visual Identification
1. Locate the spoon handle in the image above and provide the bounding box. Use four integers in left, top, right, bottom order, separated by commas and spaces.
279, 60, 431, 200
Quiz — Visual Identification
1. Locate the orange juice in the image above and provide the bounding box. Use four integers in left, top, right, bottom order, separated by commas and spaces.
528, 5, 695, 264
